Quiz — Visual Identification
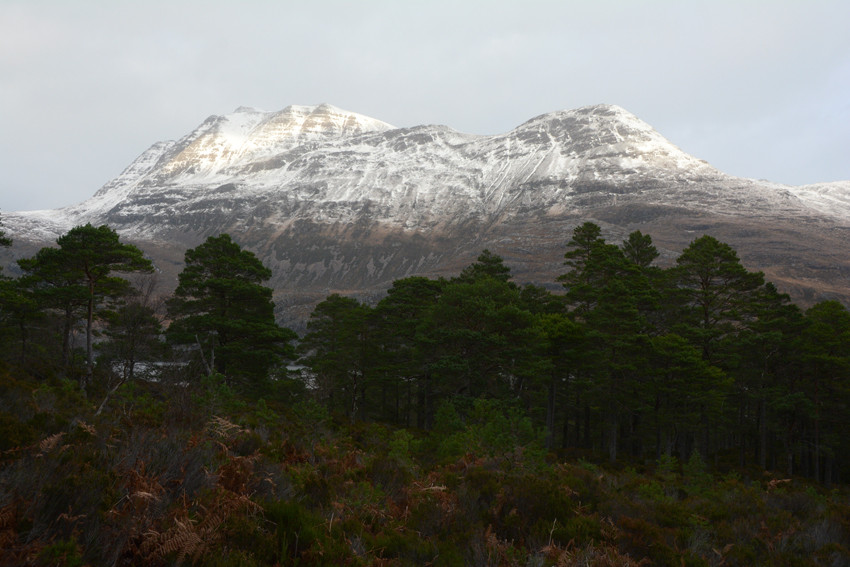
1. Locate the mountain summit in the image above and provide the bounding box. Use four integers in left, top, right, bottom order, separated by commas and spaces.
4, 103, 849, 326
150, 103, 396, 180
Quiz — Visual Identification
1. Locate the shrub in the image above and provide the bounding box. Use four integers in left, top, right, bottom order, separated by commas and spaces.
36, 539, 84, 567
682, 451, 712, 491
261, 500, 321, 563
433, 398, 546, 470
560, 514, 603, 544
0, 412, 35, 452
372, 528, 436, 564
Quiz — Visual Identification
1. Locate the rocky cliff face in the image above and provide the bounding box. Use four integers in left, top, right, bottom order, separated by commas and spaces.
4, 103, 849, 328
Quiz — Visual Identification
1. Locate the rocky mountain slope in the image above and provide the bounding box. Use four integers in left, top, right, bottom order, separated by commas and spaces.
4, 103, 849, 327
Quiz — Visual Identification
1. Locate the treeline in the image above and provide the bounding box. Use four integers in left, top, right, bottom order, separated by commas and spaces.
298, 223, 850, 485
0, 225, 295, 401
1, 219, 849, 484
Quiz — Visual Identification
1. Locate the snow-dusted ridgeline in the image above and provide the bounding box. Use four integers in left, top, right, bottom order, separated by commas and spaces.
3, 103, 848, 327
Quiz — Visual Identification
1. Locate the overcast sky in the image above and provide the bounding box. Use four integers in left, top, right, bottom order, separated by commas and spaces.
2, 0, 848, 212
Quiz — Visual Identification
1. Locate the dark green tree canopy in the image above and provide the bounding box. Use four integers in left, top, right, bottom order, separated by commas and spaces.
298, 294, 373, 421
168, 234, 295, 389
55, 224, 152, 281
0, 276, 43, 365
98, 276, 167, 385
17, 245, 90, 369
558, 222, 612, 313
456, 249, 514, 284
622, 230, 659, 268
673, 234, 764, 364
17, 246, 90, 311
177, 233, 272, 288
59, 224, 154, 376
801, 300, 850, 379
16, 224, 153, 383
561, 222, 604, 275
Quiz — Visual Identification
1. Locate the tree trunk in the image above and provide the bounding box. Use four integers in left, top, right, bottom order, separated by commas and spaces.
416, 377, 424, 429
17, 319, 28, 365
406, 378, 412, 428
814, 377, 821, 482
195, 334, 213, 376
758, 396, 768, 470
785, 440, 794, 477
632, 412, 642, 458
545, 374, 556, 450
738, 402, 746, 468
96, 378, 126, 416
824, 454, 833, 488
350, 374, 358, 424
62, 306, 74, 368
607, 416, 618, 462
84, 294, 94, 390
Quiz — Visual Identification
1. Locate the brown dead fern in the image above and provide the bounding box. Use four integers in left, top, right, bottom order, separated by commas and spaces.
0, 501, 15, 530
38, 432, 65, 454
206, 415, 245, 439
0, 501, 17, 551
139, 489, 260, 564
141, 517, 205, 565
217, 453, 258, 495
75, 421, 96, 436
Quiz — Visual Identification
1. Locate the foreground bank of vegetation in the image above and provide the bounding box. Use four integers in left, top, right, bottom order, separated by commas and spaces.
1, 369, 849, 566
0, 217, 849, 565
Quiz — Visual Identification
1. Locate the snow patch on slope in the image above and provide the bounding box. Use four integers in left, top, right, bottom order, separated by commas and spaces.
786, 181, 850, 220
154, 104, 396, 182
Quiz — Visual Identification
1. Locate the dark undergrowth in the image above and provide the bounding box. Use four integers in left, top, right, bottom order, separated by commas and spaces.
1, 367, 848, 567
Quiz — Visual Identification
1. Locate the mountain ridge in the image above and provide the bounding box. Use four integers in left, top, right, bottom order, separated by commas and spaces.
3, 103, 849, 328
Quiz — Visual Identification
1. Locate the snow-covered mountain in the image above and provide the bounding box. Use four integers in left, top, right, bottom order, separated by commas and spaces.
4, 103, 849, 326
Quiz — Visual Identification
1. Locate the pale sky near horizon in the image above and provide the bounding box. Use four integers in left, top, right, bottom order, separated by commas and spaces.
1, 0, 848, 212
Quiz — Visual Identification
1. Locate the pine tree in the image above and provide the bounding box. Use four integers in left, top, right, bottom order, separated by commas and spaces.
167, 234, 296, 392
18, 224, 153, 387
673, 235, 764, 366
298, 294, 373, 422
373, 276, 445, 426
735, 283, 805, 470
799, 301, 850, 483
534, 312, 583, 449
419, 267, 539, 431
557, 222, 606, 316
621, 230, 659, 269
56, 224, 154, 382
17, 246, 89, 369
456, 249, 514, 284
559, 224, 656, 460
95, 275, 169, 414
0, 277, 43, 365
